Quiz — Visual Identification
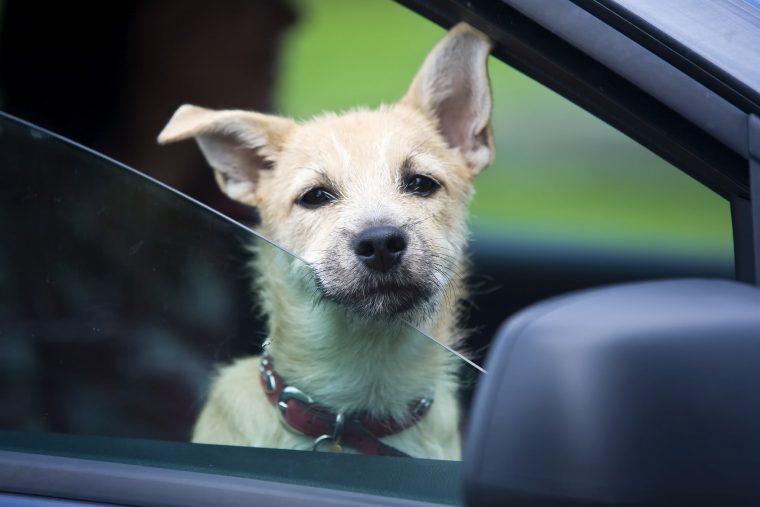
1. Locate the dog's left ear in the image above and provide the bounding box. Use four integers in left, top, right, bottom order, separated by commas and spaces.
401, 23, 494, 175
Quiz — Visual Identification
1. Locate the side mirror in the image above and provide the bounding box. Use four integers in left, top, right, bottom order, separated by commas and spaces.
463, 279, 760, 506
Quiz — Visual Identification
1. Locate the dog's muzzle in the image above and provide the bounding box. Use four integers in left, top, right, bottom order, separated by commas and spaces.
312, 225, 440, 317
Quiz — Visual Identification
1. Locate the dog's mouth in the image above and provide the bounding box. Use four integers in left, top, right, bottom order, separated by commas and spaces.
309, 227, 454, 319
314, 270, 435, 318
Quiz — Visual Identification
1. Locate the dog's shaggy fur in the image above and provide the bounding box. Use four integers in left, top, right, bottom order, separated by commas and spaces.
158, 23, 493, 459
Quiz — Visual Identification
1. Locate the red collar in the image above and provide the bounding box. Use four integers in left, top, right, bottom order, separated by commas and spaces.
259, 350, 433, 457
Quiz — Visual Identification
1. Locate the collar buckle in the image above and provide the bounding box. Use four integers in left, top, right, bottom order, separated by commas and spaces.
277, 385, 314, 419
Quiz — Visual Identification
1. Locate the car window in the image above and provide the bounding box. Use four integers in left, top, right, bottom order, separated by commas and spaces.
0, 114, 480, 467
0, 1, 739, 504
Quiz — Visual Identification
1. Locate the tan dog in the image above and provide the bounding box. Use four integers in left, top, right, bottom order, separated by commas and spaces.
158, 23, 493, 459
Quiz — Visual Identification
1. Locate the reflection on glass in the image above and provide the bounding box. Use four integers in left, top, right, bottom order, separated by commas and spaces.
0, 114, 475, 460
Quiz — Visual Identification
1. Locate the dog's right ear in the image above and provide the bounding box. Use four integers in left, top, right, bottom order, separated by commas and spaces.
158, 105, 296, 204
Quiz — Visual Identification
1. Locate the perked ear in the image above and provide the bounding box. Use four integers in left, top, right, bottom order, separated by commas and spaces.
401, 23, 494, 175
157, 105, 296, 204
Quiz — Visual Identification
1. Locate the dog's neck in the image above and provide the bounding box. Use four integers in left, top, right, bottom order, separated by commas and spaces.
252, 241, 465, 421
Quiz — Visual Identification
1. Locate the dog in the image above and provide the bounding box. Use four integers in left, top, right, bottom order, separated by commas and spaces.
157, 23, 493, 459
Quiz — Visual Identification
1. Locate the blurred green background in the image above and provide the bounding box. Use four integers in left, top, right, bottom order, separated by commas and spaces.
278, 0, 732, 260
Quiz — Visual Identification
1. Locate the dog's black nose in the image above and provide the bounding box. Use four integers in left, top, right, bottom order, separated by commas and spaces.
352, 226, 407, 273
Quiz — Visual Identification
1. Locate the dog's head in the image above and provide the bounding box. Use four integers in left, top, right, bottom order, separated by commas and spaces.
159, 23, 493, 319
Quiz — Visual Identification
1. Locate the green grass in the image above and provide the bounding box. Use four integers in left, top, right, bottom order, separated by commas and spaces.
278, 0, 732, 258
278, 0, 445, 118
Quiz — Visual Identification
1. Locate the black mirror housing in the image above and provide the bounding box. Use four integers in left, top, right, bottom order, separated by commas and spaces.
464, 279, 760, 506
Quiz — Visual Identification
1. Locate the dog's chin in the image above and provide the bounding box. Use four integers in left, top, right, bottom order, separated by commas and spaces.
315, 275, 435, 319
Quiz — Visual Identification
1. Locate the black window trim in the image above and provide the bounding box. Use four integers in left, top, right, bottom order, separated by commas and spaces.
0, 449, 452, 507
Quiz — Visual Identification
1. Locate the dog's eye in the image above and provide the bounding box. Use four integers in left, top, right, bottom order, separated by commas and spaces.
403, 175, 440, 197
297, 188, 336, 208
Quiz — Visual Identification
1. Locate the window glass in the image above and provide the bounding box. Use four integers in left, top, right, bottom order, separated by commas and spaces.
0, 114, 478, 465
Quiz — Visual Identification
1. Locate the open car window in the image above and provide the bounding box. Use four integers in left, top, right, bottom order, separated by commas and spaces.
0, 112, 480, 502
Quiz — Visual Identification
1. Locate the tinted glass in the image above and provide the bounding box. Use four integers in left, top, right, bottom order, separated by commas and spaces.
0, 113, 479, 462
